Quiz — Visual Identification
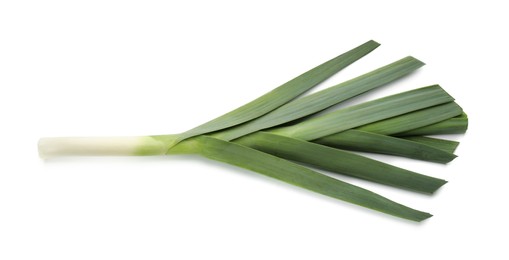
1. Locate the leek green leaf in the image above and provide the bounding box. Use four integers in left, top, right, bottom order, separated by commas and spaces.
396, 113, 468, 136
236, 132, 447, 192
214, 56, 425, 141
402, 136, 460, 154
270, 85, 454, 141
356, 102, 463, 135
170, 40, 380, 147
185, 135, 432, 222
314, 130, 457, 163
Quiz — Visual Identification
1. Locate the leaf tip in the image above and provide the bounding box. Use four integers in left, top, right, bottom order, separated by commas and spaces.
417, 212, 433, 222
366, 39, 381, 47
407, 55, 426, 67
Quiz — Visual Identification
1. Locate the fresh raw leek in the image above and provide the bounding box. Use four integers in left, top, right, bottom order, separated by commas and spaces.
39, 41, 468, 222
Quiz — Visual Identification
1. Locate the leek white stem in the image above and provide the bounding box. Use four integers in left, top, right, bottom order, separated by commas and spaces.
38, 136, 168, 158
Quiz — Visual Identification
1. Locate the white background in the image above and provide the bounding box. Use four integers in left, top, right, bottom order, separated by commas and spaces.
1, 1, 508, 259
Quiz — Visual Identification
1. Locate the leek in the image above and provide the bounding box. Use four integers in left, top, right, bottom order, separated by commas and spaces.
38, 41, 468, 222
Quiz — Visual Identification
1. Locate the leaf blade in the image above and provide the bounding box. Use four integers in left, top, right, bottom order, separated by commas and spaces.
356, 102, 463, 135
191, 135, 432, 222
236, 132, 447, 193
402, 136, 460, 154
395, 113, 469, 136
214, 56, 425, 141
270, 85, 454, 141
314, 130, 457, 163
171, 40, 380, 146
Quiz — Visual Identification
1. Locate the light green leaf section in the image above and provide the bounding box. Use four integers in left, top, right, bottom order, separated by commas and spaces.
214, 56, 425, 141
356, 102, 463, 135
169, 40, 380, 148
314, 130, 457, 163
235, 132, 447, 193
183, 135, 432, 222
395, 113, 468, 136
402, 136, 460, 154
270, 85, 454, 141
303, 103, 462, 162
